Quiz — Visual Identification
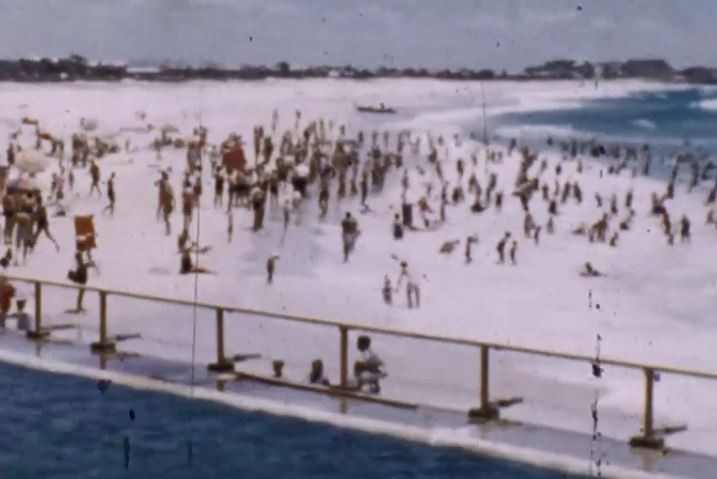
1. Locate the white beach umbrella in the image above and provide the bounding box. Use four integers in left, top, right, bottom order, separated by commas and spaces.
294, 163, 309, 178
15, 149, 51, 174
7, 176, 40, 193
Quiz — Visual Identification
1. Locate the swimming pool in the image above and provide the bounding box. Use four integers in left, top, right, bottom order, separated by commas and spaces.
0, 361, 587, 478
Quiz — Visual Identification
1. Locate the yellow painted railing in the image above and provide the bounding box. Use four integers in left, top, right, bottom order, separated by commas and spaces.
5, 274, 716, 450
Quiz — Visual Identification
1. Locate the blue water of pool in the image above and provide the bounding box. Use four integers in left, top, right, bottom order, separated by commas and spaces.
0, 361, 585, 478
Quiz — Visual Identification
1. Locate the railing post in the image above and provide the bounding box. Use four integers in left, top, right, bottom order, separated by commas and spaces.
339, 326, 349, 389
480, 344, 490, 409
26, 281, 49, 340
468, 345, 499, 421
91, 291, 116, 354
644, 367, 655, 437
629, 367, 665, 450
208, 308, 234, 372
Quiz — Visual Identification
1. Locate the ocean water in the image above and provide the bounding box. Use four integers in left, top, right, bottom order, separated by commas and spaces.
496, 87, 717, 153
0, 362, 585, 479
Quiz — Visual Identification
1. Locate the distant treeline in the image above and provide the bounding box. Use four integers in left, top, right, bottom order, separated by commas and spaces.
1, 55, 716, 84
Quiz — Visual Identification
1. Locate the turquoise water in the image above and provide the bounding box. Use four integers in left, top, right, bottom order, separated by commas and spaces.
0, 361, 586, 478
497, 87, 717, 153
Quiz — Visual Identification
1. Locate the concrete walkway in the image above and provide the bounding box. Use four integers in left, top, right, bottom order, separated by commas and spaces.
0, 330, 714, 479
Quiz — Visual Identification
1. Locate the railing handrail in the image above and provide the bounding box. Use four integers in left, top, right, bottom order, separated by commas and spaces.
6, 274, 717, 381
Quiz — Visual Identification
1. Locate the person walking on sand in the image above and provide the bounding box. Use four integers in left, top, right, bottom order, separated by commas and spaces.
392, 213, 403, 240
213, 167, 225, 208
162, 183, 175, 236
155, 171, 169, 221
3, 193, 16, 246
181, 183, 194, 231
509, 240, 518, 265
67, 250, 93, 312
226, 209, 234, 243
33, 199, 59, 252
13, 208, 34, 266
360, 171, 368, 207
395, 261, 420, 309
251, 185, 266, 232
103, 172, 116, 216
341, 212, 359, 263
266, 254, 279, 284
282, 198, 291, 232
496, 232, 511, 264
192, 174, 203, 208
465, 235, 478, 264
680, 215, 691, 242
318, 186, 329, 219
382, 275, 393, 305
89, 160, 101, 197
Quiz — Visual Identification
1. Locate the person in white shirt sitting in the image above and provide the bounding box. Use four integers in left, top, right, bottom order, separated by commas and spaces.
355, 335, 387, 394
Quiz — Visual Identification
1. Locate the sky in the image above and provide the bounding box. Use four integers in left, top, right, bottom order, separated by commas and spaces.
0, 0, 714, 72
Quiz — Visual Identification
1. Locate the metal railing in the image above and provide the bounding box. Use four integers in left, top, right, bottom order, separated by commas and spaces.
5, 274, 717, 450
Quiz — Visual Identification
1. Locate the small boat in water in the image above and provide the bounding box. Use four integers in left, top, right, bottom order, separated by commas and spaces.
356, 103, 397, 114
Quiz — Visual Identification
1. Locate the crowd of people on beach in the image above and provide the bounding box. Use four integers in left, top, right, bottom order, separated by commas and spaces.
1, 106, 716, 394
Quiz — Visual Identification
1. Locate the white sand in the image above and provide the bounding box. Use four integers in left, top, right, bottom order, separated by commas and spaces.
0, 78, 715, 457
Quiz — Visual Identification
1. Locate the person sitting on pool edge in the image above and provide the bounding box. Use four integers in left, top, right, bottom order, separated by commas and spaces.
354, 335, 387, 394
307, 359, 330, 386
179, 246, 213, 275
5, 297, 31, 331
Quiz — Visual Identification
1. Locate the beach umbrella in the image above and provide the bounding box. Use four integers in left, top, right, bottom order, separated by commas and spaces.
14, 150, 51, 174
7, 177, 38, 193
294, 163, 309, 178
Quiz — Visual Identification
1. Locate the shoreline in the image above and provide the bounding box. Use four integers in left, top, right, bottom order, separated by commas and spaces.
0, 76, 703, 86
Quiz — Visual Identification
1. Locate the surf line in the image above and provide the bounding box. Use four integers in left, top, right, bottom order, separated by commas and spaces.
0, 349, 685, 479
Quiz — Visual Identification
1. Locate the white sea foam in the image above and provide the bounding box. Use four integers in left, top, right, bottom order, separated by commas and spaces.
632, 118, 657, 130
694, 98, 717, 111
